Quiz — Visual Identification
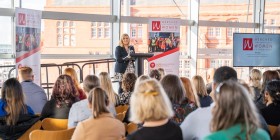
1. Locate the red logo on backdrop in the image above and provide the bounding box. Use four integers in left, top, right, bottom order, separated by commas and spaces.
152, 21, 161, 31
18, 13, 26, 25
243, 38, 253, 50
150, 62, 155, 68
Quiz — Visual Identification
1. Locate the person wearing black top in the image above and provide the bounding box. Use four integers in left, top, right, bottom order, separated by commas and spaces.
261, 80, 280, 126
41, 75, 78, 120
127, 79, 182, 140
114, 33, 135, 94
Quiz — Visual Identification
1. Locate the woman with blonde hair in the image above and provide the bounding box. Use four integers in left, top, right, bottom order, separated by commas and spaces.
64, 67, 86, 100
205, 81, 269, 140
249, 69, 262, 101
192, 75, 213, 107
127, 79, 182, 140
114, 33, 135, 94
99, 72, 119, 106
72, 87, 125, 140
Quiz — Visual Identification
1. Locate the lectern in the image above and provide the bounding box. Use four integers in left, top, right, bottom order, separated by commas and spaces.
130, 53, 154, 76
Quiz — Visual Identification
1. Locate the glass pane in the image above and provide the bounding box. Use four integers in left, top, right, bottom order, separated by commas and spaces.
0, 17, 12, 47
200, 1, 253, 22
122, 0, 188, 18
265, 0, 280, 33
0, 0, 12, 8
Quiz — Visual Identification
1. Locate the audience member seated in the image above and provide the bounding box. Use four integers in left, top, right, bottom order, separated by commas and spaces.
204, 81, 270, 140
161, 74, 197, 125
149, 69, 161, 81
123, 75, 150, 124
41, 75, 78, 120
71, 87, 125, 140
68, 75, 103, 128
127, 79, 182, 140
261, 80, 280, 126
117, 73, 137, 106
192, 75, 213, 107
180, 77, 196, 104
180, 66, 238, 140
158, 68, 165, 79
99, 72, 119, 107
64, 67, 86, 100
18, 66, 47, 113
260, 70, 280, 110
0, 78, 39, 139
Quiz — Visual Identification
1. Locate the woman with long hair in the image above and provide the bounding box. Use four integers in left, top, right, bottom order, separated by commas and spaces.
99, 72, 119, 106
72, 87, 125, 140
127, 79, 182, 140
117, 73, 137, 106
192, 75, 213, 107
41, 75, 78, 120
205, 81, 269, 140
64, 67, 86, 100
161, 75, 197, 125
0, 78, 39, 139
180, 77, 196, 104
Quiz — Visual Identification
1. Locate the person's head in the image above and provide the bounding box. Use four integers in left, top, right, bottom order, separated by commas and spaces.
249, 69, 262, 90
158, 68, 165, 78
18, 66, 34, 82
52, 75, 77, 108
1, 78, 27, 125
192, 75, 207, 98
64, 67, 80, 89
264, 80, 280, 105
99, 72, 117, 105
213, 66, 237, 91
119, 33, 130, 47
130, 79, 174, 124
83, 75, 100, 94
122, 73, 137, 93
262, 70, 280, 94
134, 75, 150, 88
161, 74, 186, 104
88, 87, 109, 119
211, 81, 259, 138
206, 68, 216, 83
180, 77, 196, 103
149, 69, 161, 81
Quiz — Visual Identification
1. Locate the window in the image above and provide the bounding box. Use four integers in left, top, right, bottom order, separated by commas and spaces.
64, 35, 70, 46
63, 21, 69, 27
63, 28, 69, 34
207, 27, 214, 37
91, 28, 97, 38
71, 36, 76, 46
271, 19, 276, 25
70, 21, 76, 27
131, 28, 136, 38
57, 28, 62, 34
227, 19, 239, 37
215, 28, 221, 37
184, 60, 190, 68
57, 35, 62, 46
104, 28, 110, 38
57, 21, 62, 27
180, 60, 183, 68
91, 22, 110, 38
97, 28, 102, 38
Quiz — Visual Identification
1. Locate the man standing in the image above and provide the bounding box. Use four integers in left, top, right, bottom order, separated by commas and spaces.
18, 66, 47, 114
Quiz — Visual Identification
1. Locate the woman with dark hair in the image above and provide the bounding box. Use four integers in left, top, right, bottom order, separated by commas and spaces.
161, 74, 196, 125
41, 75, 78, 120
117, 73, 137, 106
0, 78, 39, 139
261, 80, 280, 126
72, 87, 125, 140
149, 69, 161, 81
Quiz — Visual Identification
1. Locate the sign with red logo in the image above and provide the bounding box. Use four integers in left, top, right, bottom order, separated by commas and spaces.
152, 21, 161, 31
18, 13, 26, 25
150, 62, 155, 68
243, 38, 253, 50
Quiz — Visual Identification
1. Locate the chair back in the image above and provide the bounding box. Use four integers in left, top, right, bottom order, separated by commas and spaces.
115, 105, 129, 114
18, 120, 42, 140
42, 118, 68, 130
116, 112, 125, 122
127, 123, 138, 134
29, 128, 75, 140
269, 125, 278, 136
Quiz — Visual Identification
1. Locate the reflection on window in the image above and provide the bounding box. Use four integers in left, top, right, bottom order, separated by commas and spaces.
64, 35, 70, 46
